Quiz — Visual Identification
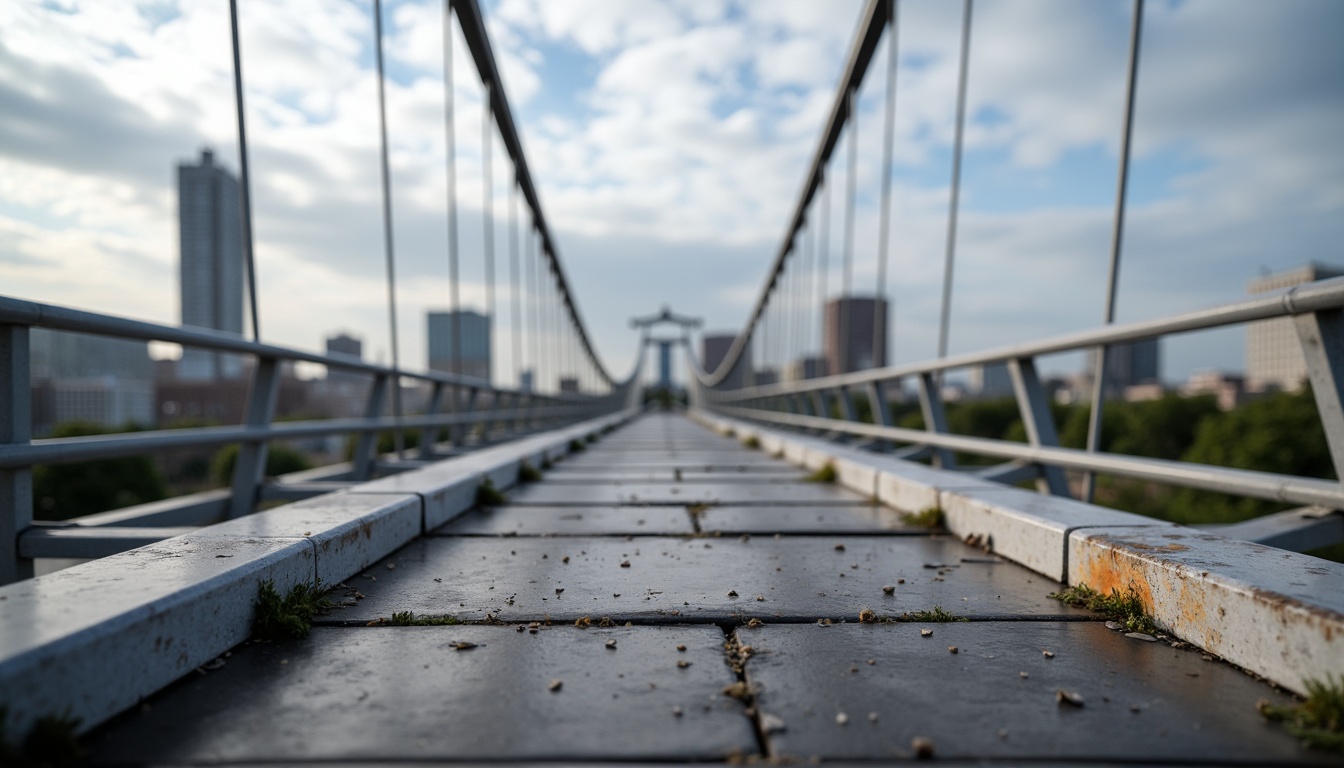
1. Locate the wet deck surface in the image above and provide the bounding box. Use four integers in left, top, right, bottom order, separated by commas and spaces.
85, 413, 1324, 765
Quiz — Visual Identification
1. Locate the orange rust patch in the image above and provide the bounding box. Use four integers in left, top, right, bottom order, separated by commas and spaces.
1073, 544, 1154, 610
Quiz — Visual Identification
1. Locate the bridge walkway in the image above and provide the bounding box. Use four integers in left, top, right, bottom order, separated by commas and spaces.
82, 412, 1322, 764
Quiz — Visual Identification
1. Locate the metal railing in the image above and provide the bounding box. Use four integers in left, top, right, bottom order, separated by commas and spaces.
689, 0, 1344, 548
0, 296, 638, 583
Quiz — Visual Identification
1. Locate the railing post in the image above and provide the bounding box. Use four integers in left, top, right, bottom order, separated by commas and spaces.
0, 323, 33, 584
865, 380, 892, 452
227, 356, 281, 519
419, 382, 446, 459
352, 373, 390, 481
1008, 357, 1070, 496
1295, 309, 1344, 483
917, 372, 956, 469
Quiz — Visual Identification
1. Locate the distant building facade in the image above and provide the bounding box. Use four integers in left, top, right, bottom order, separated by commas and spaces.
1246, 263, 1344, 392
823, 296, 888, 376
970, 362, 1014, 399
29, 329, 154, 435
324, 333, 364, 384
701, 333, 751, 389
428, 310, 491, 382
782, 356, 828, 384
1086, 338, 1160, 397
177, 148, 245, 381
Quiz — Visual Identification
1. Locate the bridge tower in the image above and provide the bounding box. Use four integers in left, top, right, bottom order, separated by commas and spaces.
630, 306, 702, 391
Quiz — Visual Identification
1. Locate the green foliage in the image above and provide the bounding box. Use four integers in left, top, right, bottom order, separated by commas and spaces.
901, 507, 944, 528
32, 422, 167, 521
1259, 674, 1344, 752
211, 443, 313, 486
741, 435, 761, 449
390, 611, 461, 626
804, 463, 837, 483
476, 478, 507, 507
343, 430, 421, 460
0, 706, 83, 768
1049, 583, 1156, 634
253, 580, 331, 641
885, 606, 967, 623
568, 438, 587, 453
518, 462, 542, 483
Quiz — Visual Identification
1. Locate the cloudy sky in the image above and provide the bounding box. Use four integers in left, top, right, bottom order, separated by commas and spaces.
1, 0, 1341, 389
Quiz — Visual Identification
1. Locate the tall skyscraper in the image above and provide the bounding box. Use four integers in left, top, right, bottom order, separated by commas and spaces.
177, 148, 244, 381
324, 333, 363, 385
1246, 263, 1344, 392
824, 296, 888, 376
428, 310, 491, 382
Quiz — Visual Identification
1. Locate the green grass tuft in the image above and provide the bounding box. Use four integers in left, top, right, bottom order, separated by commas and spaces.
542, 457, 554, 470
0, 706, 84, 768
805, 463, 837, 483
518, 462, 542, 483
390, 611, 461, 626
476, 478, 507, 507
568, 439, 587, 453
1049, 583, 1157, 634
1259, 674, 1344, 753
253, 580, 331, 641
886, 605, 967, 623
901, 506, 944, 528
741, 436, 761, 450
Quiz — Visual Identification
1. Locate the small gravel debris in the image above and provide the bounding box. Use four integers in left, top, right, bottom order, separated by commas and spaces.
1125, 632, 1157, 642
919, 628, 932, 637
859, 608, 876, 623
620, 560, 631, 568
548, 679, 563, 692
1105, 621, 1124, 631
948, 645, 958, 654
835, 712, 849, 725
727, 590, 739, 597
882, 585, 896, 595
911, 736, 935, 759
449, 642, 477, 651
673, 706, 683, 717
834, 543, 846, 551
605, 639, 617, 649
868, 711, 879, 723
676, 644, 687, 652
1043, 650, 1055, 658
677, 660, 691, 669
1056, 689, 1085, 707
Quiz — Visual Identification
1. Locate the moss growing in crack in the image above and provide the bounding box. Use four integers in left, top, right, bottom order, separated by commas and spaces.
518, 462, 542, 483
476, 478, 507, 507
805, 463, 837, 483
1259, 675, 1344, 753
741, 435, 761, 450
723, 428, 736, 439
901, 506, 944, 528
1049, 583, 1157, 634
542, 457, 554, 470
390, 611, 461, 626
568, 438, 587, 453
0, 707, 84, 768
886, 605, 967, 623
253, 580, 331, 641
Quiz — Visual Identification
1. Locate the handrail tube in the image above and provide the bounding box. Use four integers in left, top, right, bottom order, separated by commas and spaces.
0, 404, 605, 469
709, 276, 1344, 402
718, 405, 1344, 509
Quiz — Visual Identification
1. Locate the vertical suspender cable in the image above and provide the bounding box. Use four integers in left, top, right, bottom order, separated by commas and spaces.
228, 0, 261, 341
937, 0, 973, 366
509, 181, 521, 388
841, 90, 858, 373
373, 0, 403, 454
875, 0, 900, 370
1083, 0, 1145, 502
482, 87, 495, 382
818, 176, 831, 375
442, 0, 460, 423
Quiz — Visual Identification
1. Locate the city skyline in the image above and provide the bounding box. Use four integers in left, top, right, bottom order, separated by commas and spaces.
0, 1, 1340, 386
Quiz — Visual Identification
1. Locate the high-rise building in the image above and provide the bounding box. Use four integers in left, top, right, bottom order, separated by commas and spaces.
427, 310, 491, 382
970, 362, 1015, 399
823, 296, 888, 376
324, 333, 363, 384
1086, 338, 1161, 397
1246, 263, 1344, 392
782, 356, 828, 384
177, 148, 244, 381
701, 333, 751, 389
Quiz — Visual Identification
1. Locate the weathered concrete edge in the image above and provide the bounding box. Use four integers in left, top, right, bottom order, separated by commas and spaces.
0, 408, 638, 737
690, 408, 1344, 696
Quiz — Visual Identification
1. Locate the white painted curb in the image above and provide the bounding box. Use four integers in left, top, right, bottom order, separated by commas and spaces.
691, 408, 1344, 696
0, 408, 636, 737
